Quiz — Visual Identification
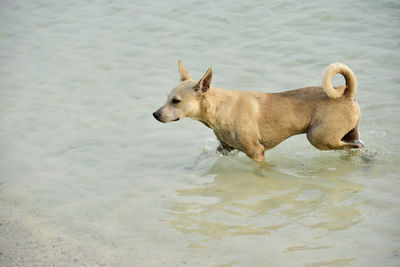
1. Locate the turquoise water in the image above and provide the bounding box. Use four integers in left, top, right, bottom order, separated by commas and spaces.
1, 0, 399, 266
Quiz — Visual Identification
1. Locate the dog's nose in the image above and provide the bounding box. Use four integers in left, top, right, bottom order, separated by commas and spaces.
153, 112, 160, 121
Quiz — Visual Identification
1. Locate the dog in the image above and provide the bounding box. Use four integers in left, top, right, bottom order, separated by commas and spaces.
153, 60, 362, 162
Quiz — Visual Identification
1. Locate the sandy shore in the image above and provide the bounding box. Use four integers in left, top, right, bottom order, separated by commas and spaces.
0, 207, 125, 267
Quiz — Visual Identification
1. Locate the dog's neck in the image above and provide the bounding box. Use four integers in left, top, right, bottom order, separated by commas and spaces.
195, 87, 235, 130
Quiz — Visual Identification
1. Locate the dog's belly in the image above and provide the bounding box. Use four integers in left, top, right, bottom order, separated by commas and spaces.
258, 114, 310, 150
260, 138, 286, 150
260, 131, 305, 150
259, 140, 281, 150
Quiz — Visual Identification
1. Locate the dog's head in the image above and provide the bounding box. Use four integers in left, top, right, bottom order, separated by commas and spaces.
153, 60, 212, 123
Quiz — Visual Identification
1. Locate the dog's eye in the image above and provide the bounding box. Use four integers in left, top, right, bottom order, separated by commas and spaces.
172, 98, 181, 104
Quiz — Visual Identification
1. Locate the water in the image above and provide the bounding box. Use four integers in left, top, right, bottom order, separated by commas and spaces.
0, 0, 399, 266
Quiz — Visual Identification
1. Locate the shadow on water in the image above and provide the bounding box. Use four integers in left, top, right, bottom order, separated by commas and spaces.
167, 151, 367, 239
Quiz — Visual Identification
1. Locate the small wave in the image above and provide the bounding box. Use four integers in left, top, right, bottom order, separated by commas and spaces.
360, 148, 378, 162
184, 138, 221, 171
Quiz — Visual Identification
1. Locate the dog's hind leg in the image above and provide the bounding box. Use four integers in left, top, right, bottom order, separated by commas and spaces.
307, 125, 363, 150
341, 125, 364, 148
341, 125, 359, 142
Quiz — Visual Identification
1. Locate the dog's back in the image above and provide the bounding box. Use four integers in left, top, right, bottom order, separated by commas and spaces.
154, 61, 362, 162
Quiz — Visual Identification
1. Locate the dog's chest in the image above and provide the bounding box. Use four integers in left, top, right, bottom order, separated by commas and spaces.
213, 128, 238, 147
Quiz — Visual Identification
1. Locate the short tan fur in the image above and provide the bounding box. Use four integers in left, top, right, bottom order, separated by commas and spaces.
153, 60, 362, 162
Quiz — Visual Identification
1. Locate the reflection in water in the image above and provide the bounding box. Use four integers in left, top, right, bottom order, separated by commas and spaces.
305, 257, 358, 267
167, 154, 364, 240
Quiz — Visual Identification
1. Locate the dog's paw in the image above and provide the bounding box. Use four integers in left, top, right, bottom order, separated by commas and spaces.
216, 145, 231, 155
354, 139, 365, 146
351, 139, 365, 149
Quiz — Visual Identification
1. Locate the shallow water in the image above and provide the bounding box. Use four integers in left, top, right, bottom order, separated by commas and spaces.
1, 0, 400, 266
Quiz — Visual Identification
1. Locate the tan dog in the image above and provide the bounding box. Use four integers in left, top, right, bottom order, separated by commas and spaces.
153, 60, 362, 162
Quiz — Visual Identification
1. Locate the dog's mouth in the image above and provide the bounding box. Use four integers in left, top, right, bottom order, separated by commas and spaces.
153, 112, 180, 123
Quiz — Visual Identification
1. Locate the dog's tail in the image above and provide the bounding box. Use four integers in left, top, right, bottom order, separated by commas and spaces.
322, 62, 357, 99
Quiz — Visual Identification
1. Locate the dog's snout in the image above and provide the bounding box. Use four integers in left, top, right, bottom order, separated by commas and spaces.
153, 111, 163, 122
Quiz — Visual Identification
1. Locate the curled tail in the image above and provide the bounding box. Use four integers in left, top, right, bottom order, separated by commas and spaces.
322, 62, 357, 99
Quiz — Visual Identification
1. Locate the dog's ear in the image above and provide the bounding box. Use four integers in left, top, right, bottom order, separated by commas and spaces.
178, 60, 192, 82
195, 68, 212, 93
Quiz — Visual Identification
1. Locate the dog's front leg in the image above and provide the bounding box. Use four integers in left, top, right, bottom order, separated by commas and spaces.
239, 138, 266, 162
216, 141, 235, 155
